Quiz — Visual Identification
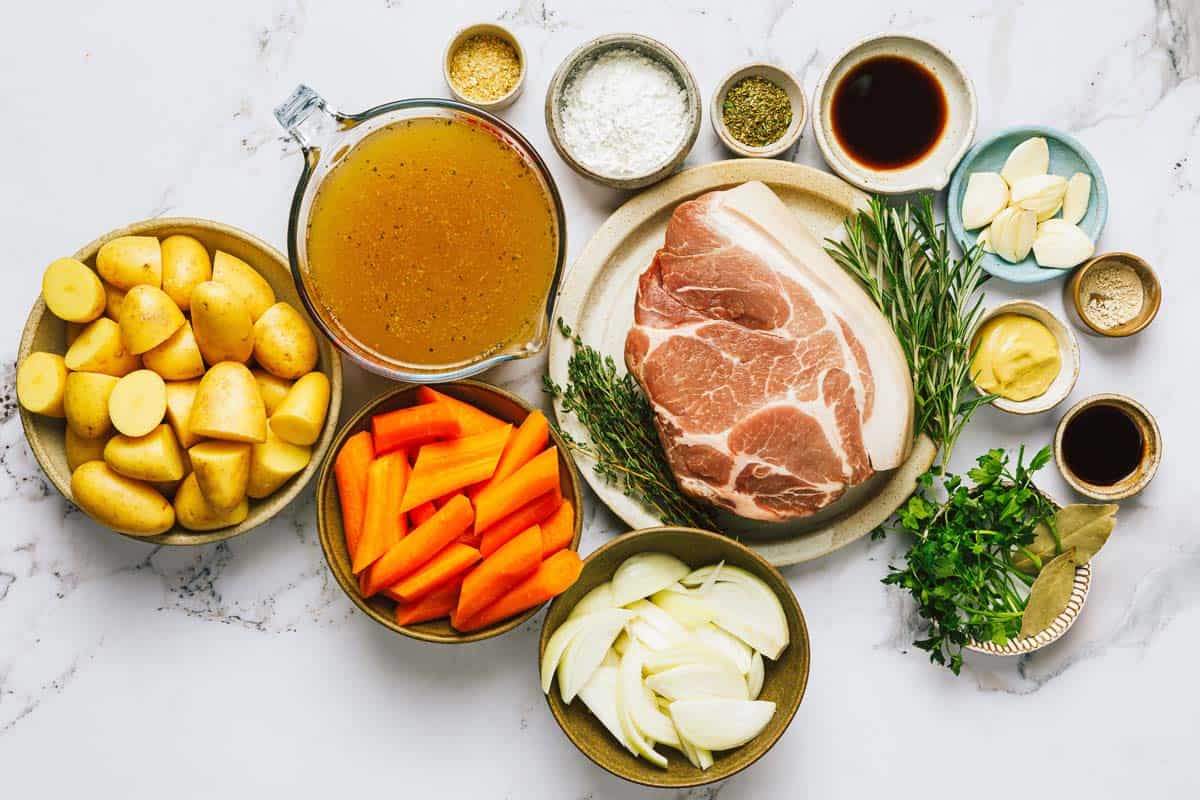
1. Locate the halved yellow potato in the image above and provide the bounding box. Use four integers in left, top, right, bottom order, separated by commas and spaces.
189, 362, 266, 443
189, 440, 251, 511
64, 317, 140, 376
96, 235, 162, 290
103, 282, 126, 320
270, 371, 330, 446
142, 321, 205, 380
119, 284, 185, 355
212, 250, 274, 321
66, 427, 111, 472
108, 369, 167, 437
164, 379, 203, 448
42, 257, 105, 323
16, 352, 68, 417
174, 473, 248, 531
247, 429, 311, 499
191, 281, 253, 364
252, 369, 293, 416
64, 371, 120, 438
160, 235, 211, 310
71, 461, 174, 536
103, 423, 186, 483
252, 302, 318, 379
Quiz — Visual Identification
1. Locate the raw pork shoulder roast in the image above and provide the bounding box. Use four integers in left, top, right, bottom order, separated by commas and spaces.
625, 182, 914, 521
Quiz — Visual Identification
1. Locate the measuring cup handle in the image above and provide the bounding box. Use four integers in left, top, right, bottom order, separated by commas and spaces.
275, 85, 341, 153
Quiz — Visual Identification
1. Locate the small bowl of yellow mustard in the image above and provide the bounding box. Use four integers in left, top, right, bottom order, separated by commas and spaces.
969, 300, 1079, 415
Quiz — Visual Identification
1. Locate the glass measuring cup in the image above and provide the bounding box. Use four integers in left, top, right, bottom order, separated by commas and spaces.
274, 85, 567, 383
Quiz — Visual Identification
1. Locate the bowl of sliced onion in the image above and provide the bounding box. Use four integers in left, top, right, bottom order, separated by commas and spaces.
538, 527, 810, 788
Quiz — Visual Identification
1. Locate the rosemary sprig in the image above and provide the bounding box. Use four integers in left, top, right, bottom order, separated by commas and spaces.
825, 195, 992, 468
543, 319, 718, 531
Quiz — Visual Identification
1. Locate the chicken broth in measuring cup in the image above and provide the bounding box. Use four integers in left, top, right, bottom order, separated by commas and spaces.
304, 116, 559, 367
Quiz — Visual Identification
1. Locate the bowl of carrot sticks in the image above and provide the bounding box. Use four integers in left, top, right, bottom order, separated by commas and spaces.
316, 381, 585, 643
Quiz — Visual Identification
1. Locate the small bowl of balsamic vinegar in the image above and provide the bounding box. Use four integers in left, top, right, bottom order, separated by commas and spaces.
812, 33, 977, 194
1055, 394, 1162, 501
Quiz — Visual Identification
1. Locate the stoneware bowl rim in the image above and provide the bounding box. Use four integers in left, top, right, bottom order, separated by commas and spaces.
539, 526, 810, 788
710, 61, 807, 158
442, 21, 527, 111
17, 216, 343, 546
315, 380, 584, 643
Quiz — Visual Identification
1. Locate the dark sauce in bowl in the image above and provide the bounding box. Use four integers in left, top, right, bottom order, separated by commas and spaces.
1061, 404, 1144, 486
831, 55, 947, 170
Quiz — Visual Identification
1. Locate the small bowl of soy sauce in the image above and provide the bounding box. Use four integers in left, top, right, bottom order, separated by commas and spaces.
811, 33, 978, 194
1055, 394, 1162, 501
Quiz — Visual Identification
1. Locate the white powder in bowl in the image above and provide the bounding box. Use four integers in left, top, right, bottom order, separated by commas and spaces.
558, 48, 690, 178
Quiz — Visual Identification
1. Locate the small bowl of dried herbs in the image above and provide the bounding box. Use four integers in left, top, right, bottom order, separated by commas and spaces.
443, 23, 526, 111
711, 63, 806, 158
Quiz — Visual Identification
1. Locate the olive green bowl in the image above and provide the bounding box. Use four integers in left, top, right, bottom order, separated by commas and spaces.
315, 381, 583, 644
539, 527, 810, 788
16, 217, 343, 546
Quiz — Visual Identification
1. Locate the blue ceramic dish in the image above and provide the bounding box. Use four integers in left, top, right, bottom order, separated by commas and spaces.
947, 125, 1107, 284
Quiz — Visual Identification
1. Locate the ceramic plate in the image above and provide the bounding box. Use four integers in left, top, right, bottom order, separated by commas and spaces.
548, 159, 938, 566
947, 124, 1108, 284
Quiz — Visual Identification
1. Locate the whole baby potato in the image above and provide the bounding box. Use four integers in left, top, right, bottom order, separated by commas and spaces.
189, 440, 251, 511
103, 282, 126, 320
142, 321, 205, 380
189, 361, 266, 443
160, 235, 211, 311
16, 352, 68, 418
64, 371, 120, 439
96, 235, 162, 290
119, 284, 185, 355
70, 460, 175, 536
270, 371, 330, 446
42, 257, 105, 323
103, 423, 186, 483
212, 250, 274, 321
64, 317, 140, 376
191, 281, 254, 364
174, 473, 248, 531
66, 427, 111, 472
252, 302, 319, 380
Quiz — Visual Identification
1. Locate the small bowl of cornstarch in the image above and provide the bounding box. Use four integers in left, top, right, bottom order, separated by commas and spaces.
546, 33, 701, 190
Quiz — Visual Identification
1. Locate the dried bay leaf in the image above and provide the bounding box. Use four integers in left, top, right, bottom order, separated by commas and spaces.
1013, 503, 1117, 573
1020, 548, 1078, 639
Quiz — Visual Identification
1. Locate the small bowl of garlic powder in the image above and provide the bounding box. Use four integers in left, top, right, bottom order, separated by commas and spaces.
444, 23, 526, 111
1065, 252, 1162, 337
545, 34, 701, 190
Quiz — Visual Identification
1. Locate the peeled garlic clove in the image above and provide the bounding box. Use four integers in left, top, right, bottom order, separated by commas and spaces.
1001, 136, 1050, 184
961, 172, 1010, 230
1061, 172, 1091, 225
1033, 219, 1095, 268
976, 226, 995, 254
1010, 174, 1068, 220
990, 207, 1037, 263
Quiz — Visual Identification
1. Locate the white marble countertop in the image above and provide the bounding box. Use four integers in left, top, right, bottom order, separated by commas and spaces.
2, 1, 1197, 796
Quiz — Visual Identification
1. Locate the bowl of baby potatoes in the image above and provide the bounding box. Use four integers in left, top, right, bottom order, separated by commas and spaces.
16, 218, 343, 545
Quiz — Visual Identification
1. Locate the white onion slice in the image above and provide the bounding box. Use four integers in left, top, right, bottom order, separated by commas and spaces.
669, 699, 776, 751
557, 609, 633, 704
611, 553, 690, 607
627, 618, 683, 652
644, 662, 749, 701
702, 582, 788, 659
579, 666, 635, 755
643, 641, 741, 675
651, 586, 715, 628
747, 650, 764, 700
616, 643, 668, 768
693, 623, 754, 674
540, 613, 602, 694
568, 581, 615, 619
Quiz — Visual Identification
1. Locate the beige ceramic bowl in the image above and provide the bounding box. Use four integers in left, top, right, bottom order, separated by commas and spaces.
443, 23, 527, 111
970, 300, 1080, 415
17, 218, 343, 546
316, 381, 583, 644
1054, 393, 1161, 501
1064, 252, 1162, 337
812, 33, 977, 194
711, 63, 807, 158
545, 33, 701, 190
540, 527, 810, 788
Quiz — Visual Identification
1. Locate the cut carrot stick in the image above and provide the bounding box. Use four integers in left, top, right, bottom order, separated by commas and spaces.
399, 425, 511, 512
334, 431, 374, 562
371, 403, 460, 455
352, 452, 410, 574
390, 543, 480, 604
478, 488, 562, 558
468, 410, 549, 499
394, 581, 462, 626
361, 494, 474, 597
539, 500, 575, 558
408, 500, 438, 527
453, 525, 542, 625
417, 386, 508, 436
453, 550, 583, 632
473, 446, 560, 533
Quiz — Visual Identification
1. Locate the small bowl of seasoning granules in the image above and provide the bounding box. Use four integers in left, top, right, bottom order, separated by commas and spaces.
545, 33, 701, 190
712, 63, 806, 158
444, 23, 526, 111
1064, 252, 1161, 337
